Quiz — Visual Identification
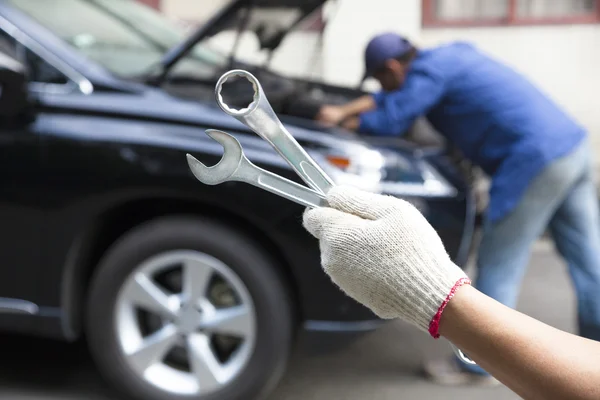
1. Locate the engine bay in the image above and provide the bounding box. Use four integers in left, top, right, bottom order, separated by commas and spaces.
162, 64, 357, 122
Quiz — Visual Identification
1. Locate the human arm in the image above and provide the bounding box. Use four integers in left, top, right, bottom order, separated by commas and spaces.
316, 94, 378, 126
441, 284, 600, 400
339, 94, 378, 117
358, 70, 445, 136
339, 115, 361, 131
302, 185, 600, 400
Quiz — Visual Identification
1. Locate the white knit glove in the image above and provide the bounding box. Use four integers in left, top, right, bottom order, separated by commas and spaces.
303, 185, 470, 338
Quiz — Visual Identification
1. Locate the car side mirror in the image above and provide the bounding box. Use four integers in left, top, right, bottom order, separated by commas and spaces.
0, 51, 32, 125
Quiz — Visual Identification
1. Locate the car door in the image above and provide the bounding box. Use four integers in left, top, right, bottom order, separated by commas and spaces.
0, 30, 44, 320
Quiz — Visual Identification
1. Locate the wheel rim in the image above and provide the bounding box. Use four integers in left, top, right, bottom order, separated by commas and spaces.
114, 250, 257, 396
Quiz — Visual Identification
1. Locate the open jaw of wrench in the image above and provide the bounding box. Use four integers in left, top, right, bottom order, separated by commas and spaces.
214, 69, 335, 196
186, 129, 327, 209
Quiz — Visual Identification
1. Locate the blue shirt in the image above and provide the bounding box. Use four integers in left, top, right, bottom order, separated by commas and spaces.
359, 41, 586, 223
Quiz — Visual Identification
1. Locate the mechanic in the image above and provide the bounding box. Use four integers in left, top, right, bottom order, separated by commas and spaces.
303, 185, 600, 400
315, 32, 600, 385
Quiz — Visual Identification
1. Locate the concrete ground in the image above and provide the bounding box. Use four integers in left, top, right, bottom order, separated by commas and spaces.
0, 240, 577, 400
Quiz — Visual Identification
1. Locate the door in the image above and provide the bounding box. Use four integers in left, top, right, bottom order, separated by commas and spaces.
0, 28, 54, 320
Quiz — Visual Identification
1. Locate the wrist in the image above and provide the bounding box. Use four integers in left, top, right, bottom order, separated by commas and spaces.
428, 277, 472, 339
383, 261, 470, 336
437, 283, 476, 338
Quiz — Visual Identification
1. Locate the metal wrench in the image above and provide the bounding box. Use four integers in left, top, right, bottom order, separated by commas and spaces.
214, 69, 335, 195
186, 129, 327, 208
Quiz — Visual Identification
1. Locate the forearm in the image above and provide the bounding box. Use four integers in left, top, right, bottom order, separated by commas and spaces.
340, 116, 360, 131
339, 95, 376, 118
440, 285, 600, 400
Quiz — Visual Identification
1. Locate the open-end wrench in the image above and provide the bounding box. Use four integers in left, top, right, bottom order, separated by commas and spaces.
186, 129, 327, 209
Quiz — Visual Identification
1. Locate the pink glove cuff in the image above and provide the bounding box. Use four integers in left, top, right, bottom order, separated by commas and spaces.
428, 277, 471, 339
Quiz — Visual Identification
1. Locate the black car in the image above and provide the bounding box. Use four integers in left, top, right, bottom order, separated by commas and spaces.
0, 1, 477, 400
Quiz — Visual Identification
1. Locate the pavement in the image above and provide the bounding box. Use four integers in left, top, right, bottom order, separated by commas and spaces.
0, 240, 577, 400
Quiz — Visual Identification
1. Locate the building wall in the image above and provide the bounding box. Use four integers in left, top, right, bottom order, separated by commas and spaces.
320, 0, 422, 88
136, 0, 161, 10
160, 0, 227, 24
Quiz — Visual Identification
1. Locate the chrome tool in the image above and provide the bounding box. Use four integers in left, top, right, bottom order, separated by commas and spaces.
186, 129, 327, 209
214, 69, 335, 195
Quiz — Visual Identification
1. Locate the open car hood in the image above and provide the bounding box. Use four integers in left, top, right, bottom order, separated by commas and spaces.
154, 0, 326, 82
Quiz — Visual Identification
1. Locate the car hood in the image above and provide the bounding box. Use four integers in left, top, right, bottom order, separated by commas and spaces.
158, 0, 326, 79
37, 86, 368, 153
198, 0, 325, 39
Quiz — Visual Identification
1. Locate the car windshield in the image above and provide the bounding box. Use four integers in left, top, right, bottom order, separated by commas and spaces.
6, 0, 231, 79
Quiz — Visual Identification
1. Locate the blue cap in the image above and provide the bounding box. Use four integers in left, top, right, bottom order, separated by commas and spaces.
364, 32, 413, 77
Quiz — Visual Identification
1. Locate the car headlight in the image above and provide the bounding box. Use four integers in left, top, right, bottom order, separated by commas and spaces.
309, 144, 385, 192
310, 144, 457, 198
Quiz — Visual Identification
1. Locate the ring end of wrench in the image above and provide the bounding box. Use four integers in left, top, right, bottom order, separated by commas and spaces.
215, 69, 260, 117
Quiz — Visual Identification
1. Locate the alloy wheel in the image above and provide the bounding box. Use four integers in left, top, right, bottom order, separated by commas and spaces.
114, 250, 257, 396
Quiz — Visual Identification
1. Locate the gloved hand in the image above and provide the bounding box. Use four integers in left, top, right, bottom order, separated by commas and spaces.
302, 185, 471, 338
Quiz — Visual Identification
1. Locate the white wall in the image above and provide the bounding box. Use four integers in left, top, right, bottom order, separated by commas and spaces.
161, 0, 228, 23
320, 0, 422, 87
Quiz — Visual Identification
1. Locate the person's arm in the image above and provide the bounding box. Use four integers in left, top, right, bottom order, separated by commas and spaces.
302, 185, 600, 400
358, 70, 445, 136
441, 285, 600, 400
315, 94, 379, 126
339, 94, 378, 117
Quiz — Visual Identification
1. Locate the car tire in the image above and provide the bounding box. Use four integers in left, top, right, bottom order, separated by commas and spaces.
85, 215, 294, 400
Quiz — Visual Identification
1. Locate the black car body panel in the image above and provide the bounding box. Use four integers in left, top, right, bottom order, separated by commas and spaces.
0, 0, 476, 346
